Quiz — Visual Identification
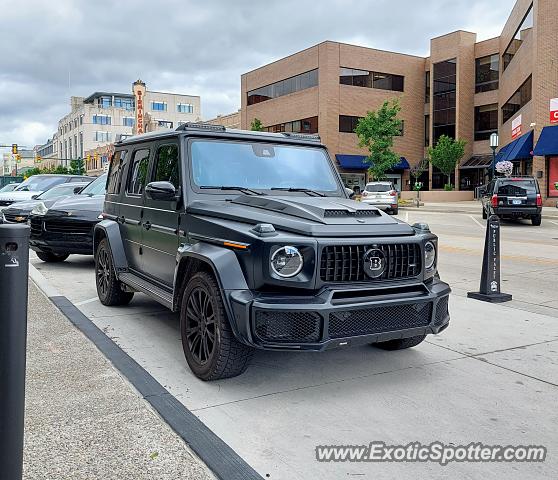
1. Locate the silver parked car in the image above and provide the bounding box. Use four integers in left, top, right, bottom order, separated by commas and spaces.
360, 181, 398, 215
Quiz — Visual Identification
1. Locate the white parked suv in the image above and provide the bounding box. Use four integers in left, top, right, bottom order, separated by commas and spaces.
360, 181, 398, 215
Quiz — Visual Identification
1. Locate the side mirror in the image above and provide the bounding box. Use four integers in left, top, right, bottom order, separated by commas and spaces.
73, 186, 83, 194
344, 187, 355, 199
145, 181, 177, 201
31, 194, 39, 199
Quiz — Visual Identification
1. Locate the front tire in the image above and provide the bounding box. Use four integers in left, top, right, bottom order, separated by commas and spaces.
180, 271, 253, 380
531, 214, 542, 226
374, 335, 426, 351
36, 251, 69, 263
95, 238, 134, 306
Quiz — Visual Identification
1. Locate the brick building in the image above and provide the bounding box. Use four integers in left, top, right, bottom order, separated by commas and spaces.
241, 0, 558, 204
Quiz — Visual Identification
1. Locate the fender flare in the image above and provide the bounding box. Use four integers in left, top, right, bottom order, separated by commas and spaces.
93, 220, 128, 274
174, 242, 250, 342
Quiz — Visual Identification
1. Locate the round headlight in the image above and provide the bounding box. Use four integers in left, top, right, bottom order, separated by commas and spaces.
271, 246, 303, 278
424, 241, 436, 270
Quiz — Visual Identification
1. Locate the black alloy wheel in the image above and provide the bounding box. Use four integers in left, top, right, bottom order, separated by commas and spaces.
184, 285, 217, 366
95, 238, 134, 306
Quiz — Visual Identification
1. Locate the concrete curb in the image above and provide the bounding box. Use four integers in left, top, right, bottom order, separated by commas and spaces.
28, 263, 263, 480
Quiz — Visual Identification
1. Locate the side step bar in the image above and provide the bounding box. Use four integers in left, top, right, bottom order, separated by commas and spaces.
118, 272, 173, 310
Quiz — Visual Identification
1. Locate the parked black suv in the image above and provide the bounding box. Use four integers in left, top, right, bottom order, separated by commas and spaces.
480, 176, 542, 225
94, 124, 451, 380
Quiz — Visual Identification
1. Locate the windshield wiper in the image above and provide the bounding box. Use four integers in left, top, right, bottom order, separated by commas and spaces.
200, 186, 265, 196
270, 187, 326, 197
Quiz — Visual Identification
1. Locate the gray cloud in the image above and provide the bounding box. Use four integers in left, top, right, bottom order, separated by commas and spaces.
0, 0, 514, 148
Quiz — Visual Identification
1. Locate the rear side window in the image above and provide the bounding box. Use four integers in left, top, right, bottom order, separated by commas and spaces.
107, 150, 128, 194
127, 148, 150, 195
497, 179, 537, 196
153, 144, 179, 188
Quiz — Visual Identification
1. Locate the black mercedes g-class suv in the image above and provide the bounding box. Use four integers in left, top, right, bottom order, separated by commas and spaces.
94, 124, 450, 380
480, 175, 543, 225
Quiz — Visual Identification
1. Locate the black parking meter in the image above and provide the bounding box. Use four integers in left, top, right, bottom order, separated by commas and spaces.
0, 224, 30, 480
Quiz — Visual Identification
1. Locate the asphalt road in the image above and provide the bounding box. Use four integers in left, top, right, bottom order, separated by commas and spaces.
30, 209, 558, 479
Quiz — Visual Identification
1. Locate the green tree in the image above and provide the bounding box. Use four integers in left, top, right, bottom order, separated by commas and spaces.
250, 118, 264, 131
427, 135, 466, 190
355, 99, 403, 180
69, 158, 85, 175
24, 167, 43, 178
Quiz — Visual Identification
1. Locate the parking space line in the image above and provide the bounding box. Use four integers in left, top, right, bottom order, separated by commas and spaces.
550, 220, 558, 227
468, 215, 484, 229
405, 211, 409, 222
74, 297, 99, 306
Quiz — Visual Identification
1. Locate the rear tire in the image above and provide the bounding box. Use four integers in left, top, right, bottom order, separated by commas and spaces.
36, 251, 69, 263
95, 238, 134, 306
374, 335, 426, 351
391, 207, 399, 215
482, 207, 487, 219
180, 271, 253, 380
531, 214, 542, 226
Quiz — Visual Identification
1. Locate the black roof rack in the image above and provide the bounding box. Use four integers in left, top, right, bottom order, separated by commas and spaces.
176, 122, 226, 132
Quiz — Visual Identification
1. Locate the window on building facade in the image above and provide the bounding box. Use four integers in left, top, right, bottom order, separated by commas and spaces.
247, 69, 319, 106
424, 115, 430, 146
339, 68, 404, 92
265, 116, 318, 134
93, 114, 111, 125
433, 58, 457, 144
94, 131, 111, 142
157, 120, 173, 129
151, 101, 167, 111
114, 97, 134, 110
123, 117, 135, 127
502, 75, 532, 124
475, 54, 499, 93
177, 103, 194, 113
79, 132, 83, 158
474, 104, 498, 141
99, 96, 112, 108
503, 5, 533, 71
425, 71, 430, 103
339, 115, 403, 135
80, 115, 83, 125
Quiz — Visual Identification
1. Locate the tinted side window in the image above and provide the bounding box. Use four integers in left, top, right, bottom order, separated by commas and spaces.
107, 150, 128, 194
153, 144, 179, 188
127, 148, 150, 195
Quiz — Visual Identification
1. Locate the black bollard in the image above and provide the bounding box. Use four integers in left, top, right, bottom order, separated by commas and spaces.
0, 224, 30, 480
467, 215, 512, 303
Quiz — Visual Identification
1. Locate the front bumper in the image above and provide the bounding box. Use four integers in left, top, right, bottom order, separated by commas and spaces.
29, 216, 97, 255
227, 278, 450, 351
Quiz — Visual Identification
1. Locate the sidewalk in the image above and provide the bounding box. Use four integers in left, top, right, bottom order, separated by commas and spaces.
399, 200, 558, 218
24, 280, 215, 480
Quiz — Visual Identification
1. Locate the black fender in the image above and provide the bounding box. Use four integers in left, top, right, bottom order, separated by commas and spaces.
93, 220, 128, 274
174, 242, 251, 344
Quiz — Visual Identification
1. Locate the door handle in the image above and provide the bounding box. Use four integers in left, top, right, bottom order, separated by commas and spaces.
143, 221, 151, 230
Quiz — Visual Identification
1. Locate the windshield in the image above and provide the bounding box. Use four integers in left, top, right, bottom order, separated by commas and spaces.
365, 183, 393, 192
15, 176, 66, 192
38, 183, 81, 199
497, 179, 537, 196
190, 140, 341, 194
80, 175, 107, 196
0, 183, 19, 192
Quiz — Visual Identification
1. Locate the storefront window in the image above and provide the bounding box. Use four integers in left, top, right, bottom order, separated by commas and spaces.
548, 157, 558, 197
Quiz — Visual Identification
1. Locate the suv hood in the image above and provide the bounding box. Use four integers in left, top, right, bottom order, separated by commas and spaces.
0, 191, 42, 202
48, 194, 104, 213
188, 194, 415, 237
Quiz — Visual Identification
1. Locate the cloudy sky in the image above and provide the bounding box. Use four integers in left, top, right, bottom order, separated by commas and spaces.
1, 0, 514, 150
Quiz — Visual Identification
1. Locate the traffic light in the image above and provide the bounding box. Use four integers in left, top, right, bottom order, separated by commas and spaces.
36, 155, 42, 164
11, 144, 18, 154
15, 154, 21, 163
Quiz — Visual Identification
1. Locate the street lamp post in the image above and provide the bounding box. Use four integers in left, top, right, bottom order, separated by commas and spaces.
489, 132, 499, 181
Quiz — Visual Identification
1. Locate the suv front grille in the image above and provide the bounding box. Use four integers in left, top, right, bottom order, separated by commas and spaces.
320, 243, 421, 282
44, 220, 92, 235
254, 311, 322, 343
30, 217, 43, 236
329, 302, 432, 338
3, 213, 28, 223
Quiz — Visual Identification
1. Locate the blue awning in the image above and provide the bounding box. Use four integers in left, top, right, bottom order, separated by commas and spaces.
498, 130, 533, 162
533, 125, 558, 156
336, 154, 410, 170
